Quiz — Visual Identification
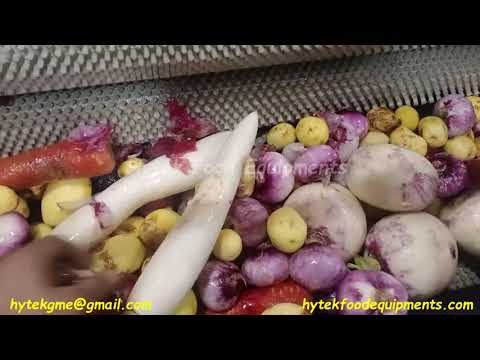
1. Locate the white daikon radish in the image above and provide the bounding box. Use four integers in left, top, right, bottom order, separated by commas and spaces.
129, 112, 258, 315
50, 131, 230, 250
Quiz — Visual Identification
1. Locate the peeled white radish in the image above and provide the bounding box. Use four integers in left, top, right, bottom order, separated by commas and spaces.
50, 131, 231, 250
129, 112, 258, 315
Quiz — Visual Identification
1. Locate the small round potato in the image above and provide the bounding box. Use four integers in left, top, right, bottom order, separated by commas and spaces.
173, 289, 198, 315
14, 197, 30, 218
213, 229, 243, 261
267, 207, 307, 253
295, 116, 329, 147
41, 178, 92, 226
262, 303, 307, 315
91, 233, 146, 273
30, 223, 53, 241
267, 122, 296, 150
0, 185, 19, 215
395, 105, 419, 131
118, 158, 146, 178
418, 116, 448, 148
444, 135, 477, 161
360, 131, 390, 146
367, 107, 399, 133
139, 208, 180, 248
390, 126, 428, 156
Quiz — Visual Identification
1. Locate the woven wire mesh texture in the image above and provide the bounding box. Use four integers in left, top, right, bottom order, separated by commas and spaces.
0, 45, 438, 96
175, 45, 480, 129
1, 45, 480, 290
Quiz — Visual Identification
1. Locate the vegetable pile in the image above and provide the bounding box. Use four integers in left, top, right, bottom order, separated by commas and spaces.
3, 95, 480, 315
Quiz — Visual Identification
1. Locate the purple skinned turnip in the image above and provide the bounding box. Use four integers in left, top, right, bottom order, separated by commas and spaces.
284, 182, 367, 261
365, 212, 457, 299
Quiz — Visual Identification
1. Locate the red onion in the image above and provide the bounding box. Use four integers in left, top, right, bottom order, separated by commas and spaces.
254, 152, 295, 204
241, 245, 289, 287
282, 142, 306, 164
289, 244, 348, 292
68, 125, 113, 151
427, 152, 469, 198
197, 260, 246, 312
293, 145, 339, 183
229, 197, 269, 247
0, 212, 30, 257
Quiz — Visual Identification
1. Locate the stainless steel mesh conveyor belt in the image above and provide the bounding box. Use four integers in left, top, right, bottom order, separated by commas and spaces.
1, 44, 479, 290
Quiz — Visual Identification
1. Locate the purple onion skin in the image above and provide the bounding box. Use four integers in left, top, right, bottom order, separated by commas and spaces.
289, 244, 348, 293
282, 142, 306, 164
427, 152, 468, 198
434, 95, 476, 137
336, 270, 409, 315
0, 212, 30, 257
293, 145, 339, 184
241, 245, 289, 287
197, 260, 246, 312
68, 125, 113, 151
254, 152, 295, 204
229, 197, 269, 247
337, 111, 369, 139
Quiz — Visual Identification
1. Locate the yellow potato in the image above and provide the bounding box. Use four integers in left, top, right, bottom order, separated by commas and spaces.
267, 207, 307, 253
237, 157, 255, 198
113, 216, 145, 237
139, 208, 180, 248
475, 138, 480, 157
418, 116, 448, 148
41, 178, 92, 226
262, 303, 307, 315
367, 107, 398, 133
173, 289, 198, 315
444, 135, 477, 161
295, 116, 329, 147
395, 105, 419, 131
390, 126, 428, 156
0, 185, 19, 215
14, 197, 30, 218
30, 223, 53, 241
267, 122, 296, 150
118, 158, 146, 178
91, 234, 146, 273
213, 229, 243, 261
360, 131, 390, 146
467, 96, 480, 121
